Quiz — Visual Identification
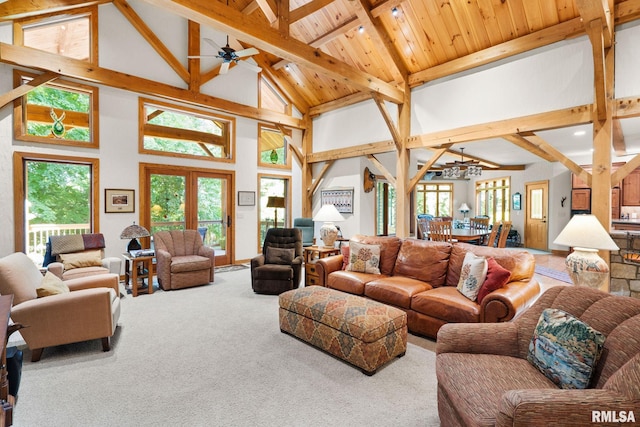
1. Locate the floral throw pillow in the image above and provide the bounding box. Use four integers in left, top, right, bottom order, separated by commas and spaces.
528, 308, 606, 389
456, 252, 488, 301
346, 241, 381, 274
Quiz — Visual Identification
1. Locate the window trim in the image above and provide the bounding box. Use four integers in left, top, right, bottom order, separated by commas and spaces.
13, 70, 100, 148
13, 151, 100, 253
475, 176, 511, 223
415, 182, 453, 217
257, 123, 291, 170
139, 97, 236, 163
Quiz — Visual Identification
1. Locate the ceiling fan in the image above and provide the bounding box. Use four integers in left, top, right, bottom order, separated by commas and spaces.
189, 37, 262, 75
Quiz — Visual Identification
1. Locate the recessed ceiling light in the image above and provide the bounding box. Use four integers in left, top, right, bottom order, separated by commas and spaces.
358, 26, 365, 34
392, 7, 399, 16
573, 130, 586, 136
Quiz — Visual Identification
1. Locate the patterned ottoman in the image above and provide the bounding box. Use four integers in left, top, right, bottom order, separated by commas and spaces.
279, 286, 407, 375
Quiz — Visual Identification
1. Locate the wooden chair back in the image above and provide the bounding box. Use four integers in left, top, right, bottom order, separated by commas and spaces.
486, 221, 501, 247
497, 221, 512, 248
470, 217, 490, 231
428, 220, 454, 242
417, 217, 430, 240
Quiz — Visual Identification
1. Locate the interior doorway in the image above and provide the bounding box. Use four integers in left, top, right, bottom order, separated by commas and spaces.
524, 180, 549, 251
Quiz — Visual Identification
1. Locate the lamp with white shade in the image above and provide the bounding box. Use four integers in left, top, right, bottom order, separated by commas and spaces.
458, 203, 470, 219
553, 214, 619, 289
313, 204, 344, 248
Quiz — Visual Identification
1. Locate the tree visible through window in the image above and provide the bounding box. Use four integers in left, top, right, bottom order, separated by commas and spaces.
415, 183, 452, 217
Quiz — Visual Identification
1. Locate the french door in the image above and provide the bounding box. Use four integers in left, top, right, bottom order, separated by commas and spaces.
141, 164, 234, 266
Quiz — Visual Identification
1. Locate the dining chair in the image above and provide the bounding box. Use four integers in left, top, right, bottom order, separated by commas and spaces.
428, 220, 455, 242
497, 221, 512, 248
417, 215, 433, 240
486, 221, 501, 247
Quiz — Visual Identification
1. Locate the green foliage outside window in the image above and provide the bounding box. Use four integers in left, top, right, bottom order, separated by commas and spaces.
25, 85, 91, 142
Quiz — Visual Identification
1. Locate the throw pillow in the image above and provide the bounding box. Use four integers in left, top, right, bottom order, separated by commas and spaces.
37, 271, 70, 298
341, 245, 350, 270
528, 308, 606, 389
265, 247, 295, 265
346, 241, 381, 274
456, 252, 488, 301
59, 249, 103, 270
476, 257, 511, 303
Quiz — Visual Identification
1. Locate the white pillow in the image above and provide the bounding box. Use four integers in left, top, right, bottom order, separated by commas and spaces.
346, 241, 381, 274
456, 252, 488, 301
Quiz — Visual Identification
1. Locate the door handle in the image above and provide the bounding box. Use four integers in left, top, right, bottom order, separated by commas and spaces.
227, 215, 232, 227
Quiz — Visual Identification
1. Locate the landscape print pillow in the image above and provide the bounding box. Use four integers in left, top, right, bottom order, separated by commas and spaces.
528, 308, 606, 389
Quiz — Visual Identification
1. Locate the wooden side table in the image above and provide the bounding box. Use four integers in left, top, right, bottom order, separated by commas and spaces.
122, 254, 154, 297
303, 246, 341, 287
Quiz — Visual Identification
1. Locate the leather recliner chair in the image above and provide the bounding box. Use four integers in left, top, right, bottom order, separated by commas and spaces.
251, 228, 303, 295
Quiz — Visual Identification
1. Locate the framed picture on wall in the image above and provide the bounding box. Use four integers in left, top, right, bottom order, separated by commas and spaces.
105, 189, 135, 213
321, 188, 354, 214
238, 191, 256, 206
512, 192, 522, 210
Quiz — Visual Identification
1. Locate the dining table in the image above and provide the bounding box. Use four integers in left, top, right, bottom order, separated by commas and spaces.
450, 228, 491, 243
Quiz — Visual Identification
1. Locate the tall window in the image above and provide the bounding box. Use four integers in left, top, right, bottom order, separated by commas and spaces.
259, 76, 290, 115
476, 177, 510, 223
140, 98, 235, 162
14, 70, 99, 148
415, 183, 453, 217
13, 152, 98, 265
376, 181, 396, 236
258, 175, 290, 249
258, 124, 289, 168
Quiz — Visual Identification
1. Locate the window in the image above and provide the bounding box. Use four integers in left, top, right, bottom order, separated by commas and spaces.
259, 76, 290, 115
140, 98, 235, 162
476, 177, 510, 223
376, 181, 396, 236
258, 124, 290, 168
14, 70, 99, 148
13, 152, 99, 265
415, 183, 453, 217
258, 175, 290, 249
15, 6, 97, 63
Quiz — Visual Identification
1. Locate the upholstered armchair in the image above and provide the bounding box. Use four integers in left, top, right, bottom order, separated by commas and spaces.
43, 233, 121, 281
251, 228, 303, 295
0, 252, 121, 362
153, 230, 215, 291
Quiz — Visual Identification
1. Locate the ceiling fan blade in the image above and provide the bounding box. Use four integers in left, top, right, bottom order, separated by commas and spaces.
236, 59, 262, 73
187, 55, 217, 59
219, 61, 230, 74
203, 37, 223, 51
234, 47, 259, 58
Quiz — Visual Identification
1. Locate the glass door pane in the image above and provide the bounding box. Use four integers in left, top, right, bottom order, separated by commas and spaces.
197, 176, 228, 262
150, 173, 186, 234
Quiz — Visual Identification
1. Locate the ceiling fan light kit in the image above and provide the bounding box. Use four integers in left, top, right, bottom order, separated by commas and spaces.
442, 148, 482, 179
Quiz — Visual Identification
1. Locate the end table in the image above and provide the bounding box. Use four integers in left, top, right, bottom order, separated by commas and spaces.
303, 245, 341, 286
122, 253, 154, 297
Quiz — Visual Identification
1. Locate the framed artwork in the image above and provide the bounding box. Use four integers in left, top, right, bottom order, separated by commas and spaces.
321, 188, 354, 214
512, 192, 522, 210
238, 191, 256, 206
105, 189, 135, 213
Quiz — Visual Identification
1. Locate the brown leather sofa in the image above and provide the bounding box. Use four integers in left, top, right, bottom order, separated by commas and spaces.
315, 235, 540, 338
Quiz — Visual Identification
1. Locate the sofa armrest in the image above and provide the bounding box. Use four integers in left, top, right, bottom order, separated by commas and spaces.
65, 273, 120, 296
102, 256, 122, 276
315, 255, 344, 287
47, 262, 64, 280
251, 254, 265, 270
481, 278, 541, 323
497, 389, 635, 426
436, 322, 520, 357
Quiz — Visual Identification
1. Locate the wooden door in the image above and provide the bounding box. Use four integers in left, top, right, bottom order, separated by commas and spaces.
524, 181, 549, 250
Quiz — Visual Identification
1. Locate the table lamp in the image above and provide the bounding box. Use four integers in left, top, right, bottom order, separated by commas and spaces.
120, 222, 150, 252
313, 204, 344, 248
458, 203, 470, 219
266, 196, 286, 228
553, 214, 619, 288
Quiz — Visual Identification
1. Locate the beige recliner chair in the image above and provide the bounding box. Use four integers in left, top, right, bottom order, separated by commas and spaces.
0, 252, 121, 362
43, 233, 121, 281
153, 230, 215, 290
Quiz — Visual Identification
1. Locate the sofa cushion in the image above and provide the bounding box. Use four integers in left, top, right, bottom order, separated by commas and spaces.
446, 243, 534, 287
340, 245, 349, 270
346, 241, 381, 274
328, 270, 383, 295
37, 271, 70, 297
477, 257, 511, 303
412, 287, 480, 323
350, 235, 402, 276
528, 308, 606, 389
265, 247, 295, 265
0, 252, 41, 305
59, 249, 103, 270
456, 252, 488, 301
365, 276, 432, 309
170, 255, 212, 273
392, 239, 451, 287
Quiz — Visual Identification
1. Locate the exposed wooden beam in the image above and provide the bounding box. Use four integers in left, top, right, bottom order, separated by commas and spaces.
255, 0, 277, 24
0, 71, 58, 109
277, 0, 289, 36
188, 21, 201, 92
409, 17, 585, 87
409, 148, 448, 192
113, 0, 190, 84
309, 92, 372, 117
289, 143, 303, 165
308, 140, 395, 164
576, 0, 614, 47
615, 0, 640, 25
290, 0, 335, 24
140, 0, 404, 104
584, 18, 608, 121
613, 119, 626, 155
309, 160, 333, 195
612, 154, 640, 186
0, 43, 304, 128
502, 134, 556, 162
615, 95, 640, 118
0, 0, 110, 20
372, 93, 401, 150
366, 154, 396, 187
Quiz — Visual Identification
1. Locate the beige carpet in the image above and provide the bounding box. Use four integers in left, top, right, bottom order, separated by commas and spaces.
14, 269, 440, 426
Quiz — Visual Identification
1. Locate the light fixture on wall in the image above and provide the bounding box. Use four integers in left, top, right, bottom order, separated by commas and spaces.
313, 204, 344, 248
120, 222, 150, 252
266, 196, 286, 228
553, 214, 619, 289
442, 148, 482, 179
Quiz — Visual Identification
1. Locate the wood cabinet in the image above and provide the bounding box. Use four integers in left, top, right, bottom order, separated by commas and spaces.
612, 187, 621, 219
622, 169, 640, 206
571, 189, 591, 211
